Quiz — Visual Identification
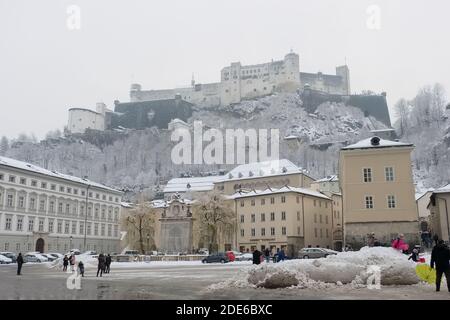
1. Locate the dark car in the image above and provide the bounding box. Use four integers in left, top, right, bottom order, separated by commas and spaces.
202, 253, 230, 264
0, 252, 17, 263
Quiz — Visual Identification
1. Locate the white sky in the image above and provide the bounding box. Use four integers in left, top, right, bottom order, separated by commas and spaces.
0, 0, 449, 139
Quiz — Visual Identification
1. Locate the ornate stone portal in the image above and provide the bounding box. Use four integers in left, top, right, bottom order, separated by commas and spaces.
159, 194, 194, 253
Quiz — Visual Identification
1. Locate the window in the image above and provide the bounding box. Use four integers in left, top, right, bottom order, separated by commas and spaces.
28, 218, 35, 232
320, 229, 323, 238
59, 186, 65, 192
72, 222, 76, 234
4, 243, 9, 251
251, 228, 255, 237
72, 206, 77, 215
270, 212, 275, 221
326, 229, 329, 238
314, 200, 317, 207
101, 224, 105, 236
261, 213, 265, 222
240, 201, 244, 207
20, 177, 26, 185
94, 223, 99, 236
50, 184, 56, 191
107, 224, 112, 237
64, 221, 70, 234
41, 182, 47, 189
67, 187, 72, 194
49, 201, 55, 213
281, 211, 286, 221
9, 175, 16, 183
314, 214, 317, 223
314, 228, 318, 238
363, 168, 372, 182
95, 208, 99, 219
115, 197, 119, 203
7, 194, 13, 207
79, 223, 84, 235
89, 192, 93, 198
385, 167, 394, 181
251, 214, 255, 223
96, 193, 100, 199
39, 200, 45, 211
109, 196, 112, 201
325, 202, 328, 209
18, 196, 25, 208
296, 196, 300, 203
57, 220, 62, 233
16, 243, 20, 252
16, 216, 23, 231
29, 198, 36, 210
325, 215, 328, 224
31, 180, 37, 187
240, 229, 244, 237
261, 228, 265, 236
297, 211, 300, 221
365, 196, 374, 209
74, 189, 78, 195
270, 197, 275, 204
261, 198, 265, 205
102, 195, 106, 201
281, 196, 286, 203
0, 173, 3, 180
38, 219, 44, 232
114, 225, 118, 237
81, 191, 85, 196
251, 199, 255, 206
320, 215, 322, 223
48, 220, 54, 233
87, 223, 91, 235
297, 227, 301, 235
387, 195, 396, 208
5, 216, 12, 230
270, 227, 275, 236
282, 227, 286, 235
65, 204, 70, 214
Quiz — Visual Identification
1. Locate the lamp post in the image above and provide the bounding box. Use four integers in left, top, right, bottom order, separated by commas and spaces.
83, 184, 91, 252
147, 234, 150, 254
70, 236, 73, 250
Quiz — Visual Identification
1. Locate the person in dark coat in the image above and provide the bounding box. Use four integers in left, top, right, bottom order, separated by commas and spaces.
97, 254, 106, 277
278, 248, 286, 262
430, 240, 450, 292
408, 248, 419, 262
16, 253, 24, 275
105, 254, 112, 273
433, 234, 439, 246
264, 248, 271, 263
63, 255, 69, 272
78, 261, 85, 277
252, 249, 262, 265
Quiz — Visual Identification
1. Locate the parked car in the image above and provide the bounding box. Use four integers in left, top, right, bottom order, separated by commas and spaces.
202, 253, 230, 264
123, 250, 139, 256
0, 252, 17, 263
225, 251, 236, 262
83, 250, 97, 256
0, 254, 13, 264
69, 249, 81, 255
235, 253, 253, 261
47, 253, 64, 259
298, 248, 338, 259
198, 248, 209, 255
24, 253, 48, 263
40, 254, 57, 261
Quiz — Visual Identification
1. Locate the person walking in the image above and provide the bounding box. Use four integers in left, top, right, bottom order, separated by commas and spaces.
69, 254, 76, 272
264, 248, 270, 263
430, 240, 450, 292
278, 248, 286, 262
252, 249, 262, 265
63, 255, 69, 272
78, 261, 85, 277
105, 254, 112, 273
97, 253, 106, 277
16, 253, 24, 276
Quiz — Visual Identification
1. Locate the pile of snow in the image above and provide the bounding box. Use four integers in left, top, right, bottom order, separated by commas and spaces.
208, 247, 419, 290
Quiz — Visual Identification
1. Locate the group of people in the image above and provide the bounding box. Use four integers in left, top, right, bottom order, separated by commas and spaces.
96, 253, 112, 277
62, 254, 78, 272
252, 247, 286, 265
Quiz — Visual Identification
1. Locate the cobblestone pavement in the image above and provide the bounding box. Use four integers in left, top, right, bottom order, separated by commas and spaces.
0, 263, 448, 300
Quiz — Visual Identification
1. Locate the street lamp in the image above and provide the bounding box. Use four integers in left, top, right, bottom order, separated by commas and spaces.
147, 234, 150, 254
70, 236, 73, 250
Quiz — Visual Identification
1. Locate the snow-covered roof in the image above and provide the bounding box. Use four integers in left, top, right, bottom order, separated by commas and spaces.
227, 186, 331, 200
163, 176, 224, 193
342, 137, 413, 150
218, 159, 312, 182
415, 189, 434, 201
120, 202, 134, 208
433, 184, 450, 194
315, 175, 339, 182
0, 156, 122, 194
370, 128, 396, 133
283, 135, 300, 140
150, 198, 196, 209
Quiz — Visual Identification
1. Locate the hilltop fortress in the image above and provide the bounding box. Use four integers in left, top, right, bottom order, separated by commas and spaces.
130, 51, 350, 106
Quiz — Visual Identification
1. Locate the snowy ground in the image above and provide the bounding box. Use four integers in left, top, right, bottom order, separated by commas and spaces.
0, 247, 447, 299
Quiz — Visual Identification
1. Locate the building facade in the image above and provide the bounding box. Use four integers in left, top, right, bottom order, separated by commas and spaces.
230, 186, 332, 257
0, 156, 122, 254
67, 103, 110, 134
428, 186, 450, 242
129, 51, 350, 107
339, 137, 419, 249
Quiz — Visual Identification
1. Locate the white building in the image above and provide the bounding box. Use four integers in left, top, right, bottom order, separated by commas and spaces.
0, 156, 123, 254
67, 102, 110, 134
130, 51, 350, 107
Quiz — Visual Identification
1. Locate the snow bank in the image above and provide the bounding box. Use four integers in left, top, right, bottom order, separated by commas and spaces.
209, 247, 419, 290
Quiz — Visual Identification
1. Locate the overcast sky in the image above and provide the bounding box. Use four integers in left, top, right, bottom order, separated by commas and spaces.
0, 0, 449, 139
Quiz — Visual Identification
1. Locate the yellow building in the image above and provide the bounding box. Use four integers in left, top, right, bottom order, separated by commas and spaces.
229, 186, 333, 257
339, 136, 419, 248
428, 186, 450, 242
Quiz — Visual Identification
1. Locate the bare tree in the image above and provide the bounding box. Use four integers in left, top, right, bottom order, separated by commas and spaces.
394, 98, 410, 136
193, 191, 235, 253
122, 194, 156, 254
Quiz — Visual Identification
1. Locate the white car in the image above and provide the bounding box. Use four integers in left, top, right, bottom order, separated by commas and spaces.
0, 254, 13, 264
40, 253, 57, 261
48, 253, 64, 259
24, 253, 48, 263
236, 253, 253, 261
